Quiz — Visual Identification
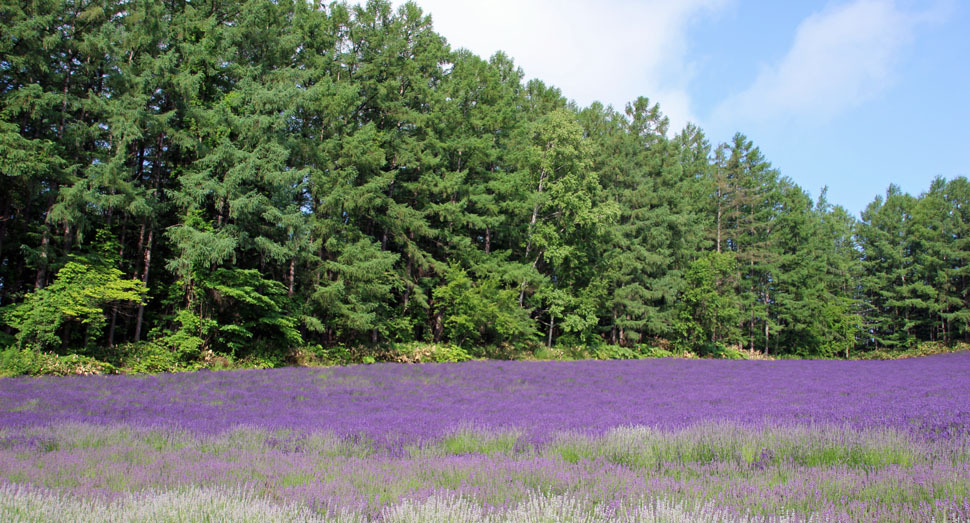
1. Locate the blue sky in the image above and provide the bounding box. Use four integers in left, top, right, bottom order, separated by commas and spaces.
385, 0, 969, 217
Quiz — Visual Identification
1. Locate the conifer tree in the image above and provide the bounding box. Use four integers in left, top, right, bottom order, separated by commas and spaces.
2, 0, 967, 362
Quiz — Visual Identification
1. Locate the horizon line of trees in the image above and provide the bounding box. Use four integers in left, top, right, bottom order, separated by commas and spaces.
1, 0, 968, 362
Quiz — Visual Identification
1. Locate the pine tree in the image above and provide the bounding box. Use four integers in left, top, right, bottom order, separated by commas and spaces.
858, 186, 918, 349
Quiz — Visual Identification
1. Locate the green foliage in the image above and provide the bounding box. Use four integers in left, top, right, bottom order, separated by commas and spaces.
231, 350, 285, 370
115, 342, 187, 374
591, 344, 645, 360
0, 346, 116, 376
385, 342, 474, 364
310, 238, 400, 343
316, 345, 362, 366
639, 346, 678, 358
2, 260, 147, 352
530, 343, 676, 361
794, 298, 862, 359
164, 268, 301, 357
433, 263, 536, 350
279, 342, 476, 366
674, 252, 741, 349
855, 342, 970, 360
696, 342, 745, 360
0, 0, 967, 372
162, 309, 218, 361
437, 429, 524, 456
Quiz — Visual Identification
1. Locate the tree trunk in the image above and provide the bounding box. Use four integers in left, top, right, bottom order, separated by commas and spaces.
34, 192, 58, 290
134, 227, 153, 342
107, 218, 132, 347
547, 312, 555, 348
748, 303, 755, 352
522, 169, 548, 263
58, 60, 74, 137
610, 310, 617, 345
518, 250, 543, 306
61, 322, 72, 353
764, 318, 769, 355
432, 310, 443, 343
402, 231, 415, 313
764, 290, 770, 354
0, 197, 8, 271
62, 222, 73, 255
716, 187, 722, 253
402, 261, 413, 313
34, 227, 51, 290
108, 306, 118, 347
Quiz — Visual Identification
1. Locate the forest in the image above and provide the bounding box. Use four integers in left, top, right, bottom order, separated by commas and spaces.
1, 0, 968, 372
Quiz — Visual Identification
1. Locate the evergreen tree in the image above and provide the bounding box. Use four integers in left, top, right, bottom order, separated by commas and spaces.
858, 186, 919, 349
2, 0, 966, 364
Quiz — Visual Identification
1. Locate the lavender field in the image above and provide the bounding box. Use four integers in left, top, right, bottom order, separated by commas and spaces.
1, 355, 969, 522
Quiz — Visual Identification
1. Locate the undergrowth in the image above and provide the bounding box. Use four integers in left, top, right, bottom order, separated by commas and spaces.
2, 340, 966, 377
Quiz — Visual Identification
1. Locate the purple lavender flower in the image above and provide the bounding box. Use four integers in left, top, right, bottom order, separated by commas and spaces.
0, 353, 968, 521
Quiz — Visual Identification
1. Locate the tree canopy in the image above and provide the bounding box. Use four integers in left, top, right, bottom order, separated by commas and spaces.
1, 0, 967, 364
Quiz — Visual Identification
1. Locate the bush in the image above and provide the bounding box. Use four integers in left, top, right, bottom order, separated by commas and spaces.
531, 343, 678, 361
638, 345, 677, 358
227, 340, 289, 369
855, 342, 970, 360
300, 344, 359, 366
0, 346, 115, 376
115, 342, 187, 374
230, 353, 279, 370
433, 263, 537, 349
697, 342, 745, 360
592, 345, 645, 360
480, 341, 533, 360
1, 259, 146, 353
531, 345, 570, 361
386, 342, 474, 363
286, 345, 329, 367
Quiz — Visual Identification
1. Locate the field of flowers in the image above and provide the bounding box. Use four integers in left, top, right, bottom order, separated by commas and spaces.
1, 354, 969, 521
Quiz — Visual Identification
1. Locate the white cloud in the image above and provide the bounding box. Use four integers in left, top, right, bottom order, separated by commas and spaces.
711, 0, 942, 126
391, 0, 729, 133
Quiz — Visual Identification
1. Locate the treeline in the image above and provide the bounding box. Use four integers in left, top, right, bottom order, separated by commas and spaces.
1, 0, 968, 364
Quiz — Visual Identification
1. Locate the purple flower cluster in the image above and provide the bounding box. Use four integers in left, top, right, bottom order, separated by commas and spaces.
0, 422, 967, 521
1, 353, 968, 521
2, 354, 968, 444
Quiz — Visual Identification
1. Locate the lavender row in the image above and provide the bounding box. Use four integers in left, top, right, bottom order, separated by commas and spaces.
1, 423, 967, 521
3, 355, 969, 444
3, 354, 968, 520
0, 483, 786, 523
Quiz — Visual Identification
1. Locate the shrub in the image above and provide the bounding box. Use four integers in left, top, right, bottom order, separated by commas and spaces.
591, 344, 644, 360
697, 342, 745, 359
855, 341, 970, 360
0, 346, 115, 376
116, 341, 186, 374
1, 260, 146, 353
386, 342, 474, 363
638, 345, 677, 358
531, 345, 570, 361
433, 263, 537, 350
